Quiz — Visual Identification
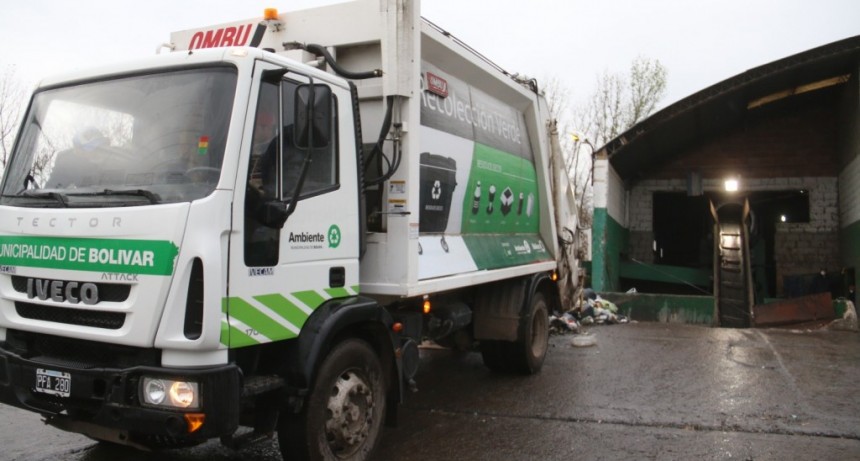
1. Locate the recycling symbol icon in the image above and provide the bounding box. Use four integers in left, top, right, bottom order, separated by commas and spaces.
431, 180, 442, 200
328, 224, 341, 249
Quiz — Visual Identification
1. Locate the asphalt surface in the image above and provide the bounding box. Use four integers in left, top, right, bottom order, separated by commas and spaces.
1, 322, 858, 460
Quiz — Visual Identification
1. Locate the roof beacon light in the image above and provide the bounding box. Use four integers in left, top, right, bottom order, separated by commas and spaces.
263, 8, 283, 32
250, 8, 283, 48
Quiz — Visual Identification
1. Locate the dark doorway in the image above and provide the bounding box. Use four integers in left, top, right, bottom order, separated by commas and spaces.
746, 189, 810, 298
652, 189, 810, 299
652, 193, 712, 268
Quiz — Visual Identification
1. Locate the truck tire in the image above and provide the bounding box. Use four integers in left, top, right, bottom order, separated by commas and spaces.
510, 292, 549, 374
278, 339, 386, 461
481, 292, 549, 375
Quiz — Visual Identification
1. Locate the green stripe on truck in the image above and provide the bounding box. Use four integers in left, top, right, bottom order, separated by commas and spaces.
324, 287, 350, 298
254, 293, 310, 328
226, 324, 261, 347
293, 290, 326, 310
222, 288, 360, 348
227, 297, 297, 341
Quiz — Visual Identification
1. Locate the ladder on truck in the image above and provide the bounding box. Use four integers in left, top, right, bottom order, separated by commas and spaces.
711, 199, 755, 327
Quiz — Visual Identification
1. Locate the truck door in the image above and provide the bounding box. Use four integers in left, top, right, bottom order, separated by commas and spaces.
223, 63, 360, 348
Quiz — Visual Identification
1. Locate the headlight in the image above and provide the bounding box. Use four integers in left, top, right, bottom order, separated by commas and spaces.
144, 379, 166, 405
141, 377, 200, 409
169, 381, 196, 407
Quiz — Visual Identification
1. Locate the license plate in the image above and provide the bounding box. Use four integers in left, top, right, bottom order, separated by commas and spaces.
35, 368, 71, 398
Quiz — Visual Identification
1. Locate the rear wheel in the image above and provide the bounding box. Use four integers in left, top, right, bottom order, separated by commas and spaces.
511, 292, 549, 374
278, 339, 386, 461
480, 292, 549, 375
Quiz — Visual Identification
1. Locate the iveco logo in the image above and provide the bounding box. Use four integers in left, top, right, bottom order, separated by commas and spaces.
26, 278, 99, 305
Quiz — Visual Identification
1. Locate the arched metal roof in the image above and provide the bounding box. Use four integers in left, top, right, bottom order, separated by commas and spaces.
605, 35, 860, 181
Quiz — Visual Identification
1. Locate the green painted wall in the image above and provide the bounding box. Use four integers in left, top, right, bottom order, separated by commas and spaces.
599, 292, 715, 325
842, 220, 860, 296
618, 261, 711, 287
592, 208, 628, 292
598, 293, 847, 326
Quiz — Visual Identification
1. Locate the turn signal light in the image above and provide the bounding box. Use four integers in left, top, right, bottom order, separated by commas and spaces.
184, 413, 206, 433
551, 271, 558, 282
422, 296, 431, 314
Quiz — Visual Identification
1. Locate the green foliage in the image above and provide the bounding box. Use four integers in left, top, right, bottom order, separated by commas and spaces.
542, 57, 667, 262
576, 56, 667, 147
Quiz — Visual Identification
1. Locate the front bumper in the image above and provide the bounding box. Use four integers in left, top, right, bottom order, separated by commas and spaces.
0, 334, 240, 445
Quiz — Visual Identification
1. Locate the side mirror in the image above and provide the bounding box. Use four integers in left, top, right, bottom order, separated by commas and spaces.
260, 200, 290, 229
294, 84, 332, 149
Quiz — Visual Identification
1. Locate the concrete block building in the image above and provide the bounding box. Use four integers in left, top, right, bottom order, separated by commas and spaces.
590, 35, 859, 326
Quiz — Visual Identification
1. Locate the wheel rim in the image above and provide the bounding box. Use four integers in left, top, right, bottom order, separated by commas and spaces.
324, 369, 375, 457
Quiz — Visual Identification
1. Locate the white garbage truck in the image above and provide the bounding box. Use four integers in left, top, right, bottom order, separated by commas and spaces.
0, 0, 579, 459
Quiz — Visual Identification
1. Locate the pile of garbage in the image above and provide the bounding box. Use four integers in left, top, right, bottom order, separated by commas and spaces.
829, 300, 858, 332
550, 288, 629, 335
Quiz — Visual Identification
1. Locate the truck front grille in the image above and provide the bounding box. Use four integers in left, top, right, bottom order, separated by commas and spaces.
4, 329, 160, 369
15, 302, 125, 330
11, 276, 131, 302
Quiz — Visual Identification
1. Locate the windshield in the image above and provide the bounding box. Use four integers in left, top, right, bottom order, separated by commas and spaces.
0, 66, 237, 207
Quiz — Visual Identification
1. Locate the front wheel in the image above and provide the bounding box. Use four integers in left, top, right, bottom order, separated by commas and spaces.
278, 339, 386, 461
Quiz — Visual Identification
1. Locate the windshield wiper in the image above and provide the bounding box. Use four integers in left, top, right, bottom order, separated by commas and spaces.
2, 189, 161, 207
99, 189, 161, 204
15, 191, 69, 207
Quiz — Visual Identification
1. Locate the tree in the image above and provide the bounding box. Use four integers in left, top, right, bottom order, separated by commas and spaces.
542, 75, 576, 168
0, 65, 25, 169
574, 56, 667, 148
543, 57, 668, 262
627, 57, 667, 128
542, 75, 593, 263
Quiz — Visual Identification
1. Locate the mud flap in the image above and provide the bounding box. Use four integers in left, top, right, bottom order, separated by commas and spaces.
472, 278, 527, 341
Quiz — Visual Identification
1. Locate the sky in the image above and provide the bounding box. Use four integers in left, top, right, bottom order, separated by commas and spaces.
1, 0, 858, 112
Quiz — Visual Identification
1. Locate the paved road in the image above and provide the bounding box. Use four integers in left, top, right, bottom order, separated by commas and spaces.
2, 323, 859, 460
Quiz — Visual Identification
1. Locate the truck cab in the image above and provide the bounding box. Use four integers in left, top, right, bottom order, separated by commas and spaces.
0, 47, 381, 450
